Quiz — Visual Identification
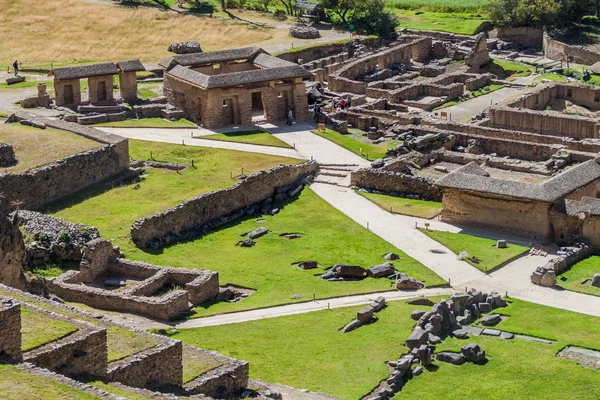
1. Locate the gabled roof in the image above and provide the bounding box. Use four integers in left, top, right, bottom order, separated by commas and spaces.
296, 1, 321, 13
564, 196, 600, 216
50, 63, 118, 80
158, 47, 266, 70
436, 160, 600, 203
116, 60, 145, 73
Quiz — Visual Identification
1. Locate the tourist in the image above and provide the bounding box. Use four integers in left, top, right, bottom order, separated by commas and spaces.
12, 60, 19, 76
340, 98, 346, 110
287, 107, 294, 126
346, 96, 352, 108
313, 102, 321, 122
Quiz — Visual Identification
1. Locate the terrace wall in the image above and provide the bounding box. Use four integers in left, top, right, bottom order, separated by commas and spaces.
0, 115, 129, 211
0, 298, 22, 362
350, 169, 443, 201
276, 36, 381, 64
497, 27, 544, 49
131, 161, 318, 248
543, 32, 600, 65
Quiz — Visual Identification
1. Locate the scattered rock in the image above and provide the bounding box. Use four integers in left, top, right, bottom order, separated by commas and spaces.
5, 76, 25, 85
482, 328, 502, 337
383, 252, 400, 261
238, 238, 255, 247
248, 227, 268, 239
500, 332, 514, 340
592, 273, 600, 288
412, 366, 423, 376
289, 26, 320, 39
411, 310, 426, 321
407, 297, 434, 306
481, 314, 501, 326
297, 261, 319, 269
168, 40, 202, 54
395, 276, 424, 290
436, 352, 466, 365
367, 262, 396, 278
453, 329, 470, 339
461, 343, 486, 363
496, 240, 507, 248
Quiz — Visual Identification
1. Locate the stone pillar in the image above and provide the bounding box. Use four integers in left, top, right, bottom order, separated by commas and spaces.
118, 71, 138, 102
238, 90, 253, 125
261, 86, 279, 122
0, 298, 22, 362
88, 75, 114, 104
54, 79, 81, 107
202, 90, 224, 128
292, 80, 310, 121
0, 210, 28, 291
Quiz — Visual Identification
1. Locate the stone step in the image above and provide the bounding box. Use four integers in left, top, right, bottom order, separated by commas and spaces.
319, 163, 360, 168
319, 166, 357, 172
319, 171, 349, 178
312, 179, 347, 187
313, 174, 344, 184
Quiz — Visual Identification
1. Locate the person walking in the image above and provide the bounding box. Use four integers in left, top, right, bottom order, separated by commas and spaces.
346, 95, 352, 108
287, 107, 294, 126
12, 60, 19, 76
339, 98, 346, 110
313, 102, 321, 122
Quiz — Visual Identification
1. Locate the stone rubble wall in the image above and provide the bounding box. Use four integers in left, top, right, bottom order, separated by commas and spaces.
276, 36, 381, 64
544, 32, 600, 65
0, 142, 17, 167
0, 113, 129, 211
106, 340, 183, 389
0, 297, 23, 362
131, 161, 319, 248
497, 27, 544, 49
0, 211, 28, 291
350, 169, 443, 201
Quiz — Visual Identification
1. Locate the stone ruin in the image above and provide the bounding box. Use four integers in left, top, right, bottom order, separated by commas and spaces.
0, 205, 28, 292
168, 40, 202, 54
340, 296, 386, 333
367, 290, 508, 399
0, 142, 17, 167
47, 239, 219, 320
289, 26, 320, 39
19, 83, 52, 108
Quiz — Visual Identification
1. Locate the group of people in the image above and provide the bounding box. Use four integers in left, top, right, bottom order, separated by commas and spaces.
312, 95, 353, 122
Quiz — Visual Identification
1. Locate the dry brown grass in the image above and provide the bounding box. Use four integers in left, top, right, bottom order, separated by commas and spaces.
0, 123, 100, 173
0, 0, 272, 67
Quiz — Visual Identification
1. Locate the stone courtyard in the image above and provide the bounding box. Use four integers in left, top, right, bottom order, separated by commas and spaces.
1, 5, 600, 399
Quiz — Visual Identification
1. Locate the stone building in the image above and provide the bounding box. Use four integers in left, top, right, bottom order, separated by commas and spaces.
159, 47, 313, 128
116, 60, 146, 102
436, 160, 600, 244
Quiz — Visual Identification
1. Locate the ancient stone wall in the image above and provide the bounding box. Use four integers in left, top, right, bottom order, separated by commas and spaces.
0, 143, 17, 167
440, 189, 553, 239
351, 169, 443, 201
0, 115, 129, 211
54, 79, 82, 107
88, 76, 114, 104
119, 71, 138, 102
465, 33, 490, 68
0, 210, 28, 291
131, 161, 318, 248
497, 27, 543, 49
0, 297, 22, 361
107, 341, 183, 389
276, 36, 381, 64
543, 32, 600, 65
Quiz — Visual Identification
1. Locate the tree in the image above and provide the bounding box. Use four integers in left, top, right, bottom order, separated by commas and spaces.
279, 0, 296, 15
352, 0, 398, 39
319, 0, 355, 24
488, 0, 589, 28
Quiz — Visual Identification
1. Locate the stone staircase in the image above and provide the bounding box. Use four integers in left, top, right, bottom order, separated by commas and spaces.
313, 164, 360, 187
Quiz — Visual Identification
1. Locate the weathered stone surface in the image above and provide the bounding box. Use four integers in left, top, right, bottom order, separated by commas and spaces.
0, 210, 28, 290
478, 302, 492, 313
168, 41, 202, 54
436, 352, 466, 365
453, 329, 470, 339
371, 296, 386, 312
591, 273, 600, 288
367, 262, 396, 278
407, 327, 429, 349
297, 261, 318, 269
412, 366, 423, 376
395, 276, 424, 290
5, 76, 25, 85
482, 328, 502, 337
331, 264, 366, 278
383, 252, 400, 261
411, 310, 426, 321
0, 143, 17, 167
357, 306, 375, 323
461, 343, 486, 363
481, 313, 501, 326
248, 227, 268, 239
289, 26, 321, 39
408, 296, 434, 306
500, 331, 514, 340
340, 319, 362, 333
496, 240, 507, 248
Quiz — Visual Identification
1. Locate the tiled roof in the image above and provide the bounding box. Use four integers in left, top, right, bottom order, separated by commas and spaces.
51, 63, 118, 80
116, 60, 145, 73
158, 47, 266, 70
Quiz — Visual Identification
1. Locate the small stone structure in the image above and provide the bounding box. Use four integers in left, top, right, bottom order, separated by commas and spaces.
351, 169, 443, 201
0, 207, 28, 291
160, 47, 312, 128
168, 41, 202, 54
0, 296, 23, 362
0, 142, 17, 167
340, 296, 386, 333
20, 83, 52, 108
48, 239, 219, 320
131, 161, 318, 248
531, 266, 557, 287
116, 60, 146, 102
289, 26, 320, 39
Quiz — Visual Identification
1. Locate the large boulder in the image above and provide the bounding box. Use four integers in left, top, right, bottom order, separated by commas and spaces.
168, 41, 202, 54
289, 26, 320, 39
330, 264, 365, 278
481, 314, 501, 326
436, 352, 466, 365
406, 326, 429, 349
247, 227, 268, 239
396, 276, 424, 290
5, 76, 25, 85
461, 343, 486, 363
367, 262, 396, 278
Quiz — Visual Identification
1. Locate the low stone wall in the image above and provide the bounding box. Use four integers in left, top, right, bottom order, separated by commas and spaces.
544, 32, 600, 65
0, 143, 17, 167
277, 36, 381, 64
350, 169, 443, 201
497, 27, 543, 49
0, 114, 129, 211
400, 29, 472, 42
0, 297, 22, 362
131, 161, 318, 248
107, 341, 183, 389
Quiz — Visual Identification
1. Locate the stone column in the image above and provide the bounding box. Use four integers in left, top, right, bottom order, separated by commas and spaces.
202, 90, 224, 128
292, 80, 310, 121
118, 71, 138, 102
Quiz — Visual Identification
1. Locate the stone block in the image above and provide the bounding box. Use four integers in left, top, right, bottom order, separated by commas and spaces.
367, 262, 396, 278
481, 314, 501, 326
436, 352, 466, 365
406, 326, 429, 349
6, 76, 25, 85
461, 343, 486, 363
248, 227, 268, 239
411, 310, 426, 321
591, 273, 600, 288
478, 302, 492, 313
357, 306, 375, 323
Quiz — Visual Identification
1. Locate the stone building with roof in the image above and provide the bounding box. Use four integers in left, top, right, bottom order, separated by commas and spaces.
436, 159, 600, 245
159, 47, 313, 128
50, 61, 145, 107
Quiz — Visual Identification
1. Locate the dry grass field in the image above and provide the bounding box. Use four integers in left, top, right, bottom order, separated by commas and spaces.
0, 0, 272, 67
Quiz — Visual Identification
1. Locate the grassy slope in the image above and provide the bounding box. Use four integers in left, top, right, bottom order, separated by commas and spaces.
182, 347, 223, 383
312, 129, 389, 160
199, 130, 294, 149
395, 10, 488, 35
556, 256, 600, 297
0, 365, 99, 400
94, 118, 196, 128
0, 0, 270, 66
172, 297, 600, 400
84, 380, 152, 400
419, 229, 529, 271
20, 309, 78, 351
0, 123, 100, 173
47, 141, 443, 317
357, 191, 442, 219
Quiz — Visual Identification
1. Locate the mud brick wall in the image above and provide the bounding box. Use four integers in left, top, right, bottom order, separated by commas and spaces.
0, 297, 22, 362
24, 325, 108, 377
544, 32, 600, 65
107, 341, 183, 389
440, 189, 553, 240
131, 161, 318, 248
0, 115, 129, 211
350, 169, 443, 201
497, 27, 543, 49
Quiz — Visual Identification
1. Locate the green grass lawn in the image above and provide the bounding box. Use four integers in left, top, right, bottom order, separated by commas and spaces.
83, 379, 152, 400
482, 59, 536, 80
20, 308, 78, 351
170, 297, 600, 400
0, 123, 100, 173
556, 256, 600, 297
107, 327, 159, 362
389, 0, 490, 13
312, 128, 390, 160
46, 140, 443, 317
137, 86, 159, 100
0, 80, 50, 90
94, 117, 196, 128
419, 229, 529, 271
182, 346, 223, 383
435, 84, 504, 110
395, 10, 488, 34
0, 365, 99, 400
199, 130, 293, 148
357, 191, 442, 218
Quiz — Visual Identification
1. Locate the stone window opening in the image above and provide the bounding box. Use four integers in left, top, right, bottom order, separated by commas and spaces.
97, 81, 107, 102
567, 88, 573, 98
64, 84, 74, 105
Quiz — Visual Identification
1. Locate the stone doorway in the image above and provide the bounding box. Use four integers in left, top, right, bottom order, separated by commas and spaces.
64, 84, 74, 105
97, 81, 107, 102
278, 91, 290, 119
251, 92, 265, 121
223, 98, 234, 125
